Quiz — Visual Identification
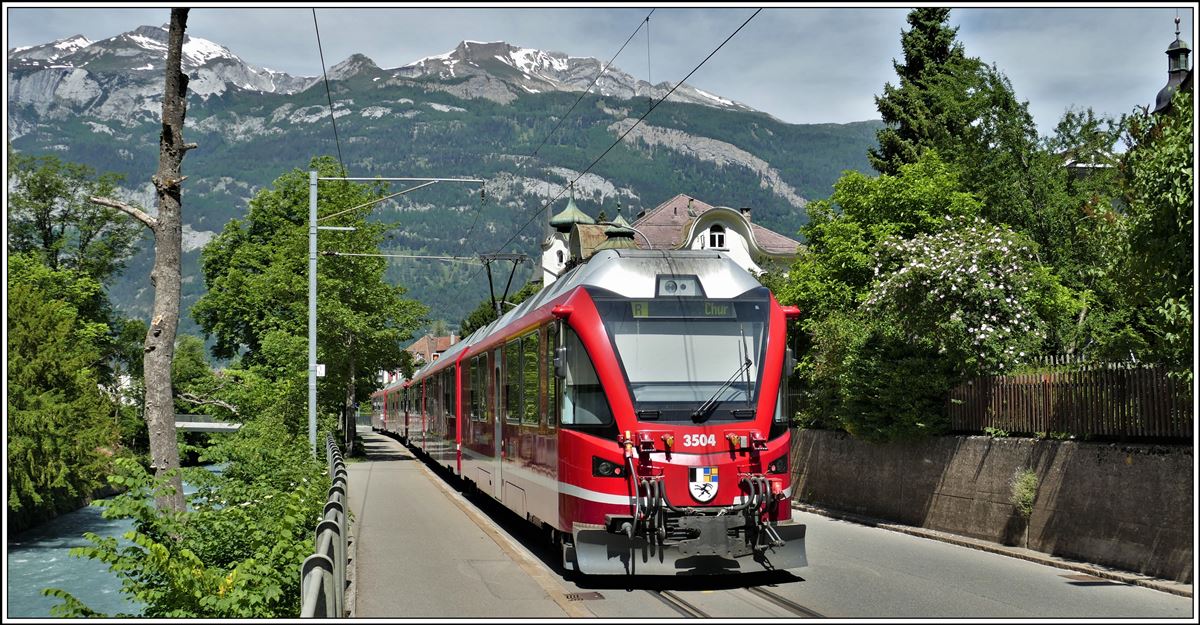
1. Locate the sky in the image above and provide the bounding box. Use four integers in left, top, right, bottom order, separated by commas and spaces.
4, 4, 1196, 137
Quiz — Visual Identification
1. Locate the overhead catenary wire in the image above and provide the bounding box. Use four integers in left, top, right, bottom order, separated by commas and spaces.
461, 8, 655, 252
473, 8, 763, 283
528, 8, 655, 161
323, 251, 480, 264
312, 8, 347, 178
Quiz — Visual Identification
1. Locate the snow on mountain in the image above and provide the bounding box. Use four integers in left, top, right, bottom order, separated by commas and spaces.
54, 35, 93, 52
8, 28, 755, 132
6, 34, 93, 62
391, 40, 756, 112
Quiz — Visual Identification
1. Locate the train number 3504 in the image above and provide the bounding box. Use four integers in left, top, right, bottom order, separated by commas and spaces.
682, 434, 717, 447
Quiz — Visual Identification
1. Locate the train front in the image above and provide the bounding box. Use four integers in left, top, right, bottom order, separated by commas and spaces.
557, 250, 806, 576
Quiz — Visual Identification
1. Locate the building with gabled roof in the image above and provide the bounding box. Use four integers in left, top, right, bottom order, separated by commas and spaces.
629, 194, 802, 274
541, 192, 803, 285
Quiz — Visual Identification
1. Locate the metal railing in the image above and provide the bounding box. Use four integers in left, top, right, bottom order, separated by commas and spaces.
300, 433, 348, 617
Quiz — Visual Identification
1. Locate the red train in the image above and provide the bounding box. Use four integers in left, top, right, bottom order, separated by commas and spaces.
371, 249, 807, 575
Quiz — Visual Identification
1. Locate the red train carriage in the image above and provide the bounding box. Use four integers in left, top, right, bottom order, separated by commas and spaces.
376, 249, 807, 575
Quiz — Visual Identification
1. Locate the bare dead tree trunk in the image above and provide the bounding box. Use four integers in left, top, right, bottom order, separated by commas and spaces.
91, 8, 196, 513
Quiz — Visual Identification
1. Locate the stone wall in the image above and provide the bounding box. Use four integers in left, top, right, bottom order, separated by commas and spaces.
789, 429, 1194, 583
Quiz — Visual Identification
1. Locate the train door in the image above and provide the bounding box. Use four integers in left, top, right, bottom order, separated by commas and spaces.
492, 347, 504, 500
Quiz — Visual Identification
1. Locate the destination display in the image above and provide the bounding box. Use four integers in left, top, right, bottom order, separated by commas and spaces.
630, 300, 737, 319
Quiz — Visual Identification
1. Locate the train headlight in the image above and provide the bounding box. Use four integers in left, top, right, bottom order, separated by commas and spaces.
767, 454, 789, 474
593, 456, 625, 478
656, 276, 702, 297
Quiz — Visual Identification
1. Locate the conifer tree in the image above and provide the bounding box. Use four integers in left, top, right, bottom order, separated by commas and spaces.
869, 8, 977, 175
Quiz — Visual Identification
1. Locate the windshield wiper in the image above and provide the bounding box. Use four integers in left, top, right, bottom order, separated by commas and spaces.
692, 355, 753, 422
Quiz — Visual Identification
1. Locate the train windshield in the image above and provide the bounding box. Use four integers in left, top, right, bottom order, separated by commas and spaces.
593, 288, 770, 422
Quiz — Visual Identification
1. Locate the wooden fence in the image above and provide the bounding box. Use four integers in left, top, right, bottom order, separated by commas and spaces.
948, 359, 1193, 439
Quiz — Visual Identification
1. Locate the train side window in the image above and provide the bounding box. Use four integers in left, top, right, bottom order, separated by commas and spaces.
483, 351, 493, 423
475, 355, 486, 421
537, 326, 549, 431
447, 365, 457, 422
504, 340, 521, 424
546, 323, 558, 430
433, 374, 440, 421
470, 355, 480, 419
561, 327, 614, 426
522, 333, 539, 427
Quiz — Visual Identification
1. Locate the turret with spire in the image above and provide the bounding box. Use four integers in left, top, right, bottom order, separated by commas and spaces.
548, 183, 594, 232
1155, 14, 1192, 114
596, 200, 639, 251
542, 183, 595, 286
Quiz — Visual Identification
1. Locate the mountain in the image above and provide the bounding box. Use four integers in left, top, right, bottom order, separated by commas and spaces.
7, 26, 882, 338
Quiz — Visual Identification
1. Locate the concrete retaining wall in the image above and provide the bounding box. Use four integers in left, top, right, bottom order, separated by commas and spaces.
789, 429, 1194, 583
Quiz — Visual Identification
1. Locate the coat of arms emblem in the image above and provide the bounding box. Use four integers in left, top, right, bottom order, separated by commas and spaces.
689, 466, 719, 502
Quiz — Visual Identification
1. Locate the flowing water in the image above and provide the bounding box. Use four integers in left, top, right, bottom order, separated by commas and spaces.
6, 466, 225, 618
6, 501, 142, 617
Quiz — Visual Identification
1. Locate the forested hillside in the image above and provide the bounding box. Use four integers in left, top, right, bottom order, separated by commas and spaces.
9, 31, 881, 334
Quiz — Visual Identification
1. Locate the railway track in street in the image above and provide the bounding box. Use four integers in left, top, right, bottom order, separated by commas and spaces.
648, 590, 711, 618
745, 586, 825, 618
647, 586, 824, 619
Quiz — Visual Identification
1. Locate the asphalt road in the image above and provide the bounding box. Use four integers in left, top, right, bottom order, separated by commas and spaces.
348, 430, 1194, 619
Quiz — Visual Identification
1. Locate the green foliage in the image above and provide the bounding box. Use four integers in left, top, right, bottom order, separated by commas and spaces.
44, 423, 328, 618
865, 217, 1075, 376
775, 6, 1179, 443
798, 311, 958, 442
7, 146, 143, 285
984, 426, 1010, 438
15, 77, 883, 336
1120, 89, 1194, 380
173, 335, 213, 391
193, 156, 428, 417
869, 8, 977, 175
7, 252, 120, 529
778, 152, 980, 319
1010, 468, 1038, 518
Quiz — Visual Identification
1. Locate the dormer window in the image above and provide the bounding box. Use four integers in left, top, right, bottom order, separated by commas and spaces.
708, 224, 726, 249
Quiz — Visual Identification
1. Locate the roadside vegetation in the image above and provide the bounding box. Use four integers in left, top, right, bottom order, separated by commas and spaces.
11, 155, 426, 616
765, 8, 1193, 442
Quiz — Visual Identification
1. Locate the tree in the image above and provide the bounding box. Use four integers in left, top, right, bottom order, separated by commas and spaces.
192, 156, 427, 435
7, 147, 142, 285
7, 253, 120, 530
7, 149, 148, 389
776, 151, 981, 320
1120, 89, 1194, 378
869, 8, 976, 176
865, 7, 1129, 358
89, 8, 195, 512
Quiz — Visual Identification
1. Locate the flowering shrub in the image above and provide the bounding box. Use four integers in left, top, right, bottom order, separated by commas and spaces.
864, 217, 1075, 376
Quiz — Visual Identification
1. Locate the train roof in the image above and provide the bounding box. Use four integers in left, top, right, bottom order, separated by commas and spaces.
409, 249, 764, 381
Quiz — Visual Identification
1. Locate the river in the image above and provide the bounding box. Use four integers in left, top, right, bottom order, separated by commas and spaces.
6, 465, 224, 618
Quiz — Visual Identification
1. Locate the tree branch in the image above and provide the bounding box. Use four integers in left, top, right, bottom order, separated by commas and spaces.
90, 196, 157, 229
176, 392, 240, 418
